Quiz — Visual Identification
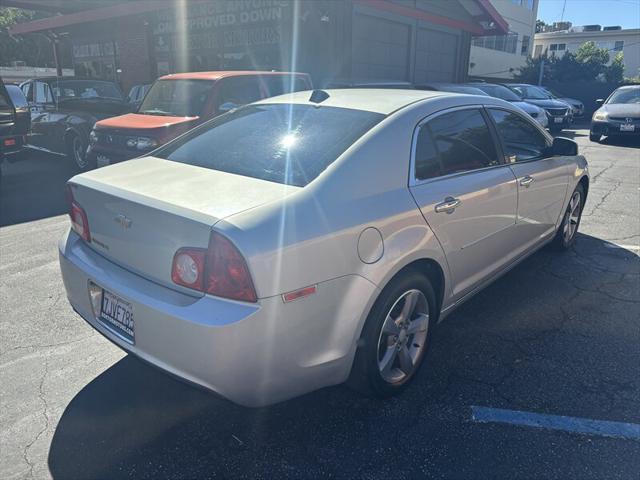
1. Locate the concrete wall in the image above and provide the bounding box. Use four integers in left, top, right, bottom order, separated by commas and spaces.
534, 29, 640, 78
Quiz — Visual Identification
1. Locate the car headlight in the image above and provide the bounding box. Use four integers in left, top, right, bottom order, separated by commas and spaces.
593, 111, 608, 121
89, 130, 98, 145
126, 137, 158, 150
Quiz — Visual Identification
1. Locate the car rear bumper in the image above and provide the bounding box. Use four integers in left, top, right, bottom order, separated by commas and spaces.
59, 229, 377, 407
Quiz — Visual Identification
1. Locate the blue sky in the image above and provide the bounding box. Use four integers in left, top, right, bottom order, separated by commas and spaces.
537, 0, 640, 29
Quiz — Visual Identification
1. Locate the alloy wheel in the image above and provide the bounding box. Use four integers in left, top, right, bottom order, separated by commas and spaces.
376, 289, 429, 384
563, 190, 581, 243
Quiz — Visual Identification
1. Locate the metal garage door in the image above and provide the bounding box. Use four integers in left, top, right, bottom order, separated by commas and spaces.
414, 28, 459, 83
351, 13, 410, 81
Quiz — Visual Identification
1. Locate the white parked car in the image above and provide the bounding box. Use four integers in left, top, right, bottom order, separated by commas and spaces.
59, 89, 589, 407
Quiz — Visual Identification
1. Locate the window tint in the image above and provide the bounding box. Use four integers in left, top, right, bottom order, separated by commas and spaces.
216, 77, 262, 112
414, 127, 440, 180
489, 109, 549, 162
417, 109, 499, 179
157, 104, 384, 187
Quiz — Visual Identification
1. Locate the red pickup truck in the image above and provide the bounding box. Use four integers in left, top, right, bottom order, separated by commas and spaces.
86, 71, 312, 168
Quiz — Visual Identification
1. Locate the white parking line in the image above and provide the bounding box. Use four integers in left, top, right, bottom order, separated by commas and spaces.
604, 243, 640, 251
471, 406, 640, 441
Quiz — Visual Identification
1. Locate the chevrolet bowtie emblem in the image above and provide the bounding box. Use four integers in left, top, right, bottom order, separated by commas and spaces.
114, 214, 132, 229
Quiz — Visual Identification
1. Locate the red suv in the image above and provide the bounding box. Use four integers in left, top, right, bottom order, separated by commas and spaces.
87, 71, 312, 166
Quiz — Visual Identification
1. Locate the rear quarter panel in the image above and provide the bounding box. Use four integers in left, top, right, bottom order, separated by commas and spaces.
216, 96, 502, 305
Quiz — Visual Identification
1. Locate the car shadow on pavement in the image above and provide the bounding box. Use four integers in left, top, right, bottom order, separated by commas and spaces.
47, 233, 640, 479
0, 150, 77, 227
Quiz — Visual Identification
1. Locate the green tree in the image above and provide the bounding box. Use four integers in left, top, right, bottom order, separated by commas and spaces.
573, 41, 610, 80
0, 7, 70, 67
535, 19, 546, 33
605, 52, 625, 83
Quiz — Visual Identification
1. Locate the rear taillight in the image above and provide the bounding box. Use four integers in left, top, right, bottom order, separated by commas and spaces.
171, 232, 257, 303
65, 185, 91, 242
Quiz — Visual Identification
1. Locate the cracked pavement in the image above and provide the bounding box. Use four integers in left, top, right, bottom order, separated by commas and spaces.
1, 129, 639, 479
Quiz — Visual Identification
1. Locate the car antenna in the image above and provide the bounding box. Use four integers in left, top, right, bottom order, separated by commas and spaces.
309, 89, 329, 104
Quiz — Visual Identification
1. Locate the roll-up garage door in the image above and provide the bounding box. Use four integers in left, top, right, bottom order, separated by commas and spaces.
352, 13, 410, 80
414, 28, 459, 83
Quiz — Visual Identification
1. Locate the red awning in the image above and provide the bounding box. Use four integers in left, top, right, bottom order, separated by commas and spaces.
9, 0, 508, 36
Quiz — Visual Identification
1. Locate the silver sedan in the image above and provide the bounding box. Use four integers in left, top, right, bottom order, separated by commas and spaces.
59, 89, 589, 406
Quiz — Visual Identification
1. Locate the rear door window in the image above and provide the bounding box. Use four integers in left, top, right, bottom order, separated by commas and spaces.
157, 104, 384, 187
415, 108, 500, 180
488, 108, 550, 162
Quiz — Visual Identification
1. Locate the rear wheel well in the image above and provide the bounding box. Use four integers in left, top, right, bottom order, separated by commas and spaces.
394, 259, 445, 321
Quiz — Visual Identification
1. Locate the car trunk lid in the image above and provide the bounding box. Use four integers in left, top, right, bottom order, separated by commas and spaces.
69, 157, 299, 293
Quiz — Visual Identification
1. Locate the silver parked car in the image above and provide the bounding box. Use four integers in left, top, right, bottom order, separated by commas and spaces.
59, 89, 589, 407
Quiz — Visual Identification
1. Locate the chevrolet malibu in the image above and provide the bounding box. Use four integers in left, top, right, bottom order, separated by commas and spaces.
59, 90, 589, 407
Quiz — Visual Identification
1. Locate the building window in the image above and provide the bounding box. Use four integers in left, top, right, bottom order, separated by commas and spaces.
521, 35, 530, 55
550, 44, 558, 51
614, 40, 624, 51
558, 43, 566, 51
472, 32, 519, 54
534, 44, 543, 58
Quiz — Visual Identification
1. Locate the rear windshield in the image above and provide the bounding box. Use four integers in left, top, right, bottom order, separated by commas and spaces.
156, 104, 384, 187
139, 79, 213, 117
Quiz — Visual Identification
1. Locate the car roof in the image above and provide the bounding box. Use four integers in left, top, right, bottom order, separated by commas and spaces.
158, 71, 308, 81
615, 85, 640, 90
255, 88, 459, 115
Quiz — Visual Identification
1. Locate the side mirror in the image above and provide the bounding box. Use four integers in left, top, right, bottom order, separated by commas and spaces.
595, 98, 604, 105
218, 101, 239, 113
551, 137, 578, 156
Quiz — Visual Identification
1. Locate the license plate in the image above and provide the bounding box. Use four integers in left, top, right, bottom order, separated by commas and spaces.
554, 117, 563, 124
620, 124, 635, 132
100, 289, 135, 343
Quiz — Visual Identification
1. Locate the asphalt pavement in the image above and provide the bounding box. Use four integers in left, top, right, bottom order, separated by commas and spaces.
1, 129, 639, 479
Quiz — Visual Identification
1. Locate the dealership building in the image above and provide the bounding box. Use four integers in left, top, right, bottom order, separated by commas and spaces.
8, 0, 508, 92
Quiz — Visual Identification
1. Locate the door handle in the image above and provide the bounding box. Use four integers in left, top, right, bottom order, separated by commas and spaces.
435, 196, 461, 214
519, 175, 534, 187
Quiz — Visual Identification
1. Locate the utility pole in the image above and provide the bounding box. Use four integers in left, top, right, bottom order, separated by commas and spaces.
537, 58, 545, 86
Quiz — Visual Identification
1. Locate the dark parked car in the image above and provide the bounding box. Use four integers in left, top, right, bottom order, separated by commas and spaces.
19, 77, 131, 170
466, 83, 549, 128
504, 83, 573, 132
590, 85, 640, 142
1, 80, 31, 179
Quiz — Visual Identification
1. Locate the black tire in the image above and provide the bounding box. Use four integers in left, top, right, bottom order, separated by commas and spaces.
552, 183, 585, 251
589, 132, 601, 142
67, 133, 92, 171
348, 269, 437, 398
